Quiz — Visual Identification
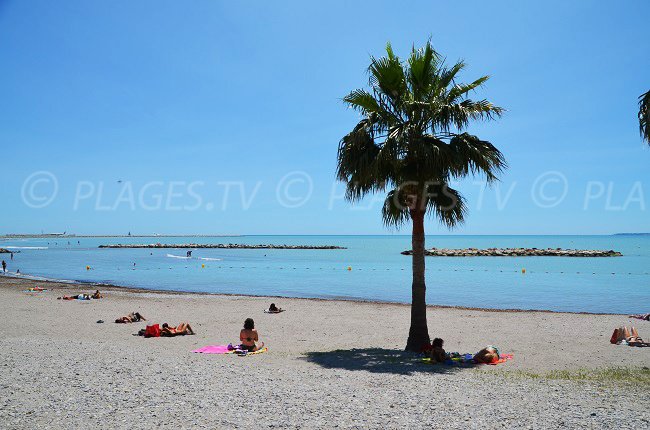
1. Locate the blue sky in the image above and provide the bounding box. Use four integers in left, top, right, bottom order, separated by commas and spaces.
1, 0, 648, 235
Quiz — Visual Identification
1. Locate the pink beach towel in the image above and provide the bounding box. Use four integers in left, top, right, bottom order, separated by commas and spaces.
192, 345, 232, 354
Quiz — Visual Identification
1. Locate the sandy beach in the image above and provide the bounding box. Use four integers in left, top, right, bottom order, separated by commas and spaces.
0, 276, 648, 429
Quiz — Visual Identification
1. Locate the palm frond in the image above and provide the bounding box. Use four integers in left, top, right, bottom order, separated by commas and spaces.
640, 90, 650, 145
437, 99, 504, 131
425, 183, 466, 227
437, 60, 465, 91
368, 46, 407, 107
448, 133, 507, 182
343, 89, 381, 115
407, 42, 439, 100
382, 189, 411, 227
448, 75, 490, 102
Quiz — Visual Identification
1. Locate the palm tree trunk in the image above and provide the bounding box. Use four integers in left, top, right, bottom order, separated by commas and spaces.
405, 209, 430, 352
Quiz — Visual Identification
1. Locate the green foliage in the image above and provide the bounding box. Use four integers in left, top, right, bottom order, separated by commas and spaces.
337, 41, 506, 228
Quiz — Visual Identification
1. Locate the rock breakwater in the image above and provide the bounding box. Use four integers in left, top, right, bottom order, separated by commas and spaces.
401, 247, 622, 257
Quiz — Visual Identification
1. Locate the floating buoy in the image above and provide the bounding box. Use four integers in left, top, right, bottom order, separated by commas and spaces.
347, 266, 352, 271
521, 268, 526, 274
201, 264, 205, 268
86, 265, 90, 270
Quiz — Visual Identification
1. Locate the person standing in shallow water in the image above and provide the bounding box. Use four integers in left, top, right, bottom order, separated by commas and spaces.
1, 260, 6, 273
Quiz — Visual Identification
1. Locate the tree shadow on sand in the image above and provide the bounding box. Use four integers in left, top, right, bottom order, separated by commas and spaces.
301, 348, 471, 375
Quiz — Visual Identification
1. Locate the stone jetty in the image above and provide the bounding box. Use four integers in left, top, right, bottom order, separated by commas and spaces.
401, 247, 622, 257
0, 248, 16, 254
99, 243, 346, 250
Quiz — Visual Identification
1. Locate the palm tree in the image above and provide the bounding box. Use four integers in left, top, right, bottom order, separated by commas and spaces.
639, 90, 650, 145
336, 42, 506, 352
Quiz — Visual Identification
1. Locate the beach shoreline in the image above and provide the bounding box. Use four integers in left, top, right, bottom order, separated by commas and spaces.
0, 272, 629, 316
1, 275, 648, 370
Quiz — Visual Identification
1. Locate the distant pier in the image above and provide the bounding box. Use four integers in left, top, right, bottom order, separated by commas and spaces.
401, 247, 622, 257
99, 243, 346, 250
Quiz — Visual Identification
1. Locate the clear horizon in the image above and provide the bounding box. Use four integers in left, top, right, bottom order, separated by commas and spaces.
1, 0, 649, 235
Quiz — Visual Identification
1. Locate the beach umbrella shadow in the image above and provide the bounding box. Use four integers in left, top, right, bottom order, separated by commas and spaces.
301, 348, 467, 375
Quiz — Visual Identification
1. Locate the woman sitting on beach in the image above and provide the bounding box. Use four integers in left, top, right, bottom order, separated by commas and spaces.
240, 318, 264, 351
92, 290, 103, 299
473, 346, 501, 364
161, 322, 194, 337
115, 312, 146, 323
429, 338, 446, 363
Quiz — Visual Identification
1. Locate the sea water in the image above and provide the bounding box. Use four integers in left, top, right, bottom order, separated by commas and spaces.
1, 235, 648, 314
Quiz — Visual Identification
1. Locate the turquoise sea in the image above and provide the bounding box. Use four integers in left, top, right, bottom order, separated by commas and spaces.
1, 235, 648, 314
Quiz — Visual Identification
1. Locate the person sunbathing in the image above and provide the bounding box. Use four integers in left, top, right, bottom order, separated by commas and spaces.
240, 318, 264, 351
474, 345, 500, 364
429, 338, 446, 363
92, 290, 103, 299
629, 313, 650, 321
267, 303, 283, 313
58, 294, 91, 300
161, 322, 194, 336
625, 327, 650, 347
115, 312, 146, 323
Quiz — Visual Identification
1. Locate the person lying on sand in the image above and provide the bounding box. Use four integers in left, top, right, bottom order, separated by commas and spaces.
57, 294, 91, 300
429, 338, 446, 363
474, 346, 501, 364
629, 313, 650, 321
267, 303, 283, 313
624, 327, 650, 347
115, 312, 146, 323
611, 326, 650, 346
240, 318, 264, 352
626, 336, 649, 347
161, 322, 194, 337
